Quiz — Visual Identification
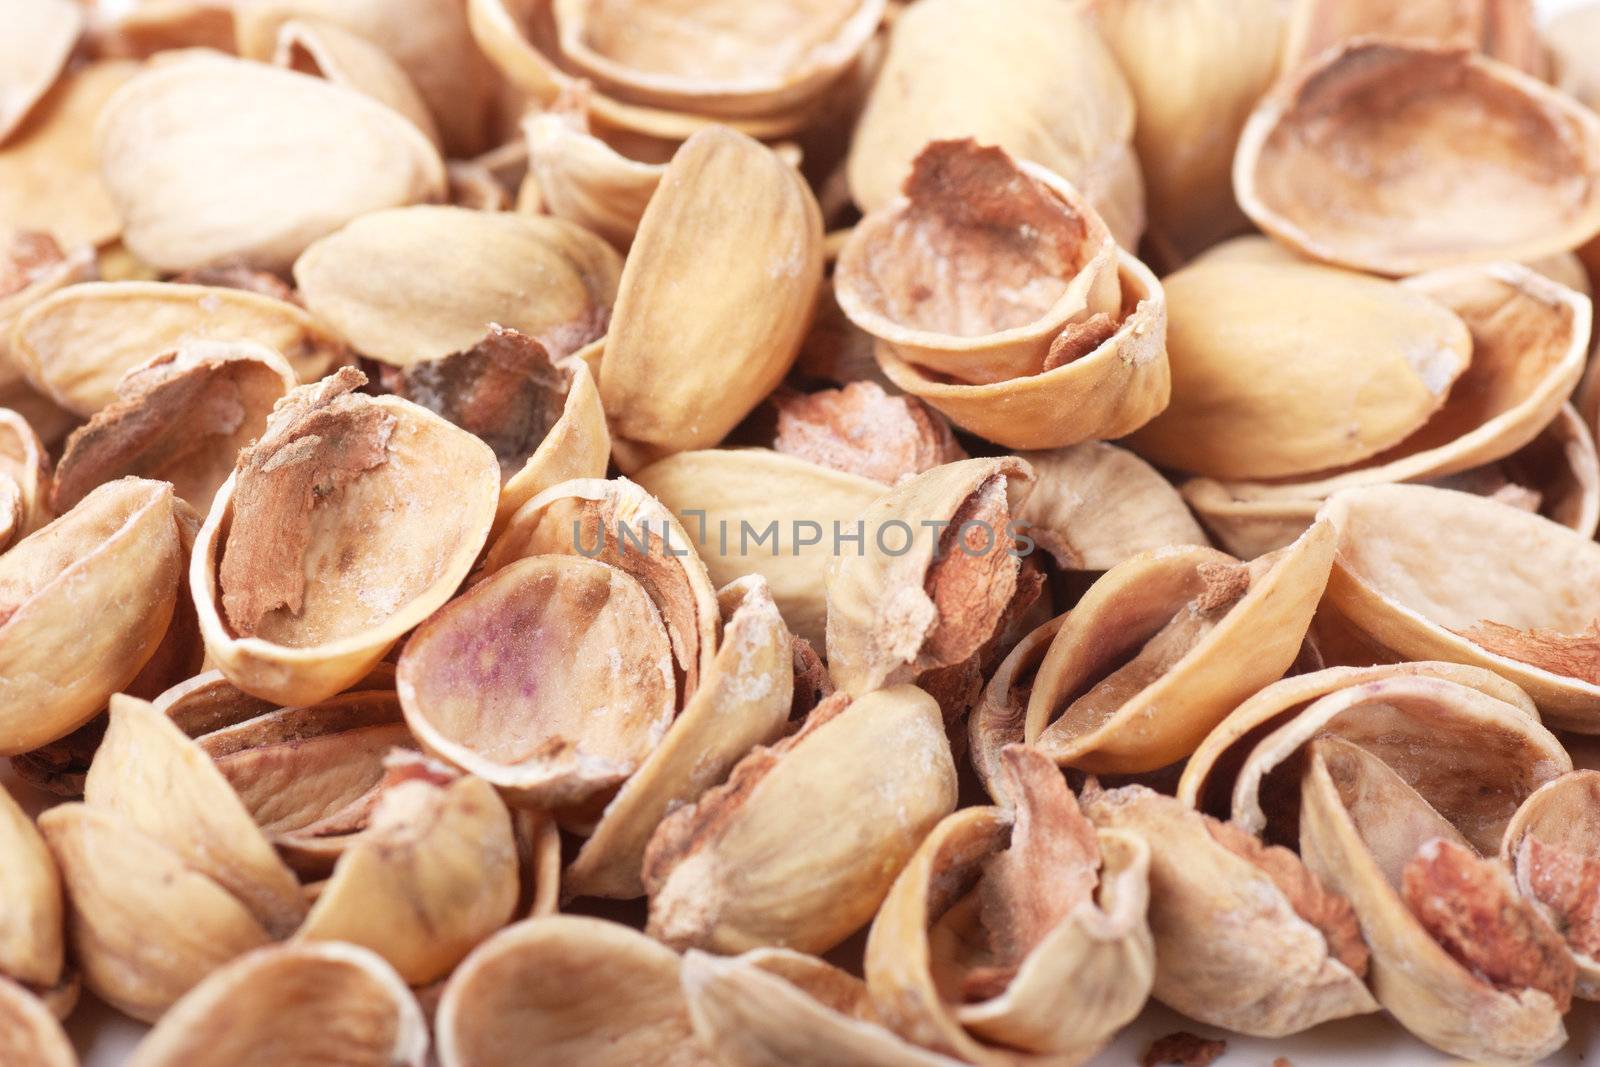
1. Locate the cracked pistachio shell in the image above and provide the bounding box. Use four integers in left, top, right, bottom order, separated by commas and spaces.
825, 457, 1034, 697
643, 685, 957, 955
294, 207, 621, 368
51, 342, 297, 515
127, 942, 427, 1067
968, 616, 1063, 804
0, 978, 75, 1067
0, 479, 189, 755
0, 784, 62, 992
268, 19, 441, 148
1127, 260, 1471, 480
11, 280, 344, 417
600, 127, 823, 458
634, 448, 885, 650
0, 408, 52, 549
0, 0, 82, 143
848, 0, 1141, 248
523, 101, 663, 248
1025, 523, 1334, 775
1319, 483, 1600, 730
835, 140, 1119, 386
1502, 770, 1600, 999
865, 749, 1153, 1065
1081, 784, 1378, 1036
566, 576, 794, 900
1299, 736, 1568, 1062
97, 53, 446, 273
194, 374, 499, 706
1284, 0, 1543, 77
436, 916, 716, 1067
878, 251, 1168, 451
1235, 41, 1600, 276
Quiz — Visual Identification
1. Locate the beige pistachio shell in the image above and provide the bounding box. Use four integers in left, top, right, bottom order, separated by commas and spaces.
87, 0, 236, 57
1283, 0, 1544, 76
0, 0, 82, 143
126, 941, 428, 1067
436, 915, 715, 1067
0, 236, 94, 395
1235, 41, 1600, 276
1026, 524, 1334, 775
194, 374, 499, 706
643, 685, 957, 955
566, 576, 794, 899
634, 448, 886, 650
294, 206, 621, 367
0, 479, 188, 755
0, 784, 62, 991
1502, 770, 1600, 999
876, 251, 1169, 451
0, 977, 76, 1067
600, 126, 823, 458
969, 616, 1063, 804
268, 18, 442, 147
1299, 736, 1568, 1062
1319, 482, 1600, 730
11, 280, 344, 417
97, 53, 445, 273
847, 0, 1142, 248
1127, 260, 1471, 480
1549, 2, 1600, 114
523, 100, 663, 248
0, 407, 52, 547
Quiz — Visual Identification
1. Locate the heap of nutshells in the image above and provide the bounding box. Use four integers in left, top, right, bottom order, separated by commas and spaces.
8, 1, 1600, 1065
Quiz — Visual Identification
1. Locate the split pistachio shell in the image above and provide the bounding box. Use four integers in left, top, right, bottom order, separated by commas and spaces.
293, 206, 621, 367
1025, 524, 1334, 775
1299, 736, 1569, 1062
0, 978, 76, 1067
1128, 260, 1471, 480
599, 126, 824, 458
268, 19, 442, 147
523, 100, 663, 247
436, 916, 715, 1067
876, 250, 1169, 451
0, 784, 63, 992
835, 140, 1119, 386
0, 479, 189, 755
969, 616, 1063, 804
865, 748, 1153, 1065
126, 942, 428, 1067
643, 685, 957, 955
1235, 41, 1600, 276
0, 0, 82, 143
194, 371, 500, 705
1283, 0, 1544, 76
825, 457, 1033, 696
97, 53, 446, 273
0, 407, 51, 548
634, 448, 885, 650
51, 342, 297, 515
1503, 771, 1600, 999
1319, 483, 1600, 730
848, 0, 1142, 249
1081, 784, 1377, 1036
11, 280, 344, 417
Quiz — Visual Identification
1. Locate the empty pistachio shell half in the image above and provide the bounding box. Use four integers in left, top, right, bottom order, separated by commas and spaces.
1503, 770, 1600, 1000
293, 206, 621, 368
97, 52, 446, 272
125, 942, 428, 1067
0, 783, 63, 994
11, 280, 344, 417
1025, 523, 1334, 775
1081, 783, 1376, 1036
0, 977, 76, 1067
1235, 41, 1600, 276
523, 95, 663, 248
0, 406, 51, 550
266, 19, 441, 147
194, 369, 499, 705
643, 685, 957, 955
1300, 736, 1571, 1062
0, 478, 190, 756
0, 0, 81, 143
968, 616, 1063, 804
0, 234, 93, 394
1283, 0, 1544, 77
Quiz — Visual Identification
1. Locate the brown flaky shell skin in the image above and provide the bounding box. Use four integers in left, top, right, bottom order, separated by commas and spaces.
1235, 40, 1600, 276
1502, 770, 1600, 1000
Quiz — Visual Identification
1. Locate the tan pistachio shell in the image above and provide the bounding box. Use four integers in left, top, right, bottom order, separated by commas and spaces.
1026, 523, 1335, 775
126, 942, 428, 1067
0, 238, 95, 395
436, 915, 716, 1067
523, 101, 663, 248
293, 206, 621, 367
1283, 0, 1544, 76
1549, 2, 1600, 115
87, 0, 236, 57
875, 251, 1168, 451
268, 18, 442, 147
643, 685, 957, 955
1502, 770, 1600, 999
1300, 736, 1568, 1062
599, 126, 824, 459
1235, 41, 1600, 276
0, 977, 76, 1067
97, 53, 446, 273
0, 0, 82, 144
0, 784, 63, 992
1081, 784, 1378, 1036
0, 479, 189, 755
968, 615, 1064, 804
12, 280, 344, 417
0, 407, 52, 547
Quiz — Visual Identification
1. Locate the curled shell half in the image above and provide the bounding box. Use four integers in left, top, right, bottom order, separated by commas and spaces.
0, 407, 51, 550
643, 685, 957, 955
1503, 770, 1600, 1000
865, 748, 1153, 1065
969, 616, 1063, 804
522, 96, 663, 248
194, 369, 499, 705
1025, 524, 1334, 775
126, 942, 427, 1067
0, 978, 75, 1067
0, 783, 64, 995
268, 18, 441, 148
1235, 41, 1600, 276
0, 0, 82, 143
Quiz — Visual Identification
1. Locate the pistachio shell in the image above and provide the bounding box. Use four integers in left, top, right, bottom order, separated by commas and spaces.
1548, 2, 1600, 114
89, 0, 236, 57
0, 407, 52, 547
968, 616, 1063, 804
523, 100, 662, 247
0, 784, 62, 991
1235, 41, 1600, 276
97, 53, 445, 273
0, 977, 76, 1067
126, 942, 428, 1067
0, 236, 95, 400
1502, 770, 1600, 999
0, 0, 82, 143
269, 19, 442, 147
769, 381, 964, 487
293, 206, 621, 367
1283, 0, 1544, 76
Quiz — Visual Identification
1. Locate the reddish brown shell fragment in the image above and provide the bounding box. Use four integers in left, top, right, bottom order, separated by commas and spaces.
922, 473, 1019, 669
788, 635, 834, 723
771, 381, 964, 485
1142, 1031, 1227, 1067
1520, 836, 1600, 959
1041, 312, 1118, 372
1453, 619, 1600, 685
